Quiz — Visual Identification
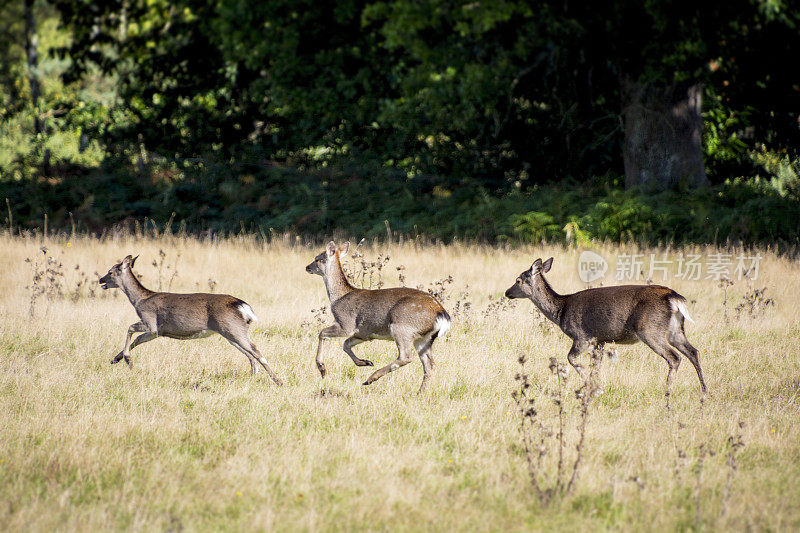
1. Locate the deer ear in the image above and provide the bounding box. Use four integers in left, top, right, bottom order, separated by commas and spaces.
542, 257, 553, 273
122, 255, 133, 267
130, 255, 139, 268
531, 258, 543, 271
326, 241, 337, 257
339, 241, 350, 257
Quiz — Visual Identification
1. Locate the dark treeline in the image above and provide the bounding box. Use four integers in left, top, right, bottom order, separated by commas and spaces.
1, 0, 799, 243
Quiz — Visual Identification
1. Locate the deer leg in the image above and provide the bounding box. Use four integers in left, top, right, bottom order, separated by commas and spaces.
567, 339, 593, 382
669, 329, 708, 396
343, 337, 374, 367
639, 335, 682, 409
417, 347, 434, 394
248, 342, 283, 387
664, 358, 680, 410
415, 334, 437, 393
245, 348, 258, 375
119, 322, 150, 368
226, 339, 256, 374
227, 337, 283, 386
315, 324, 347, 378
111, 332, 157, 365
418, 352, 433, 393
363, 337, 414, 387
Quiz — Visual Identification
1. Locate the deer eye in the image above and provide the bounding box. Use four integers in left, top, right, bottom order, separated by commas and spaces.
516, 278, 522, 284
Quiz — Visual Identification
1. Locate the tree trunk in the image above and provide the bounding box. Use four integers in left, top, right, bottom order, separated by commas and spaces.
621, 79, 708, 191
24, 0, 42, 134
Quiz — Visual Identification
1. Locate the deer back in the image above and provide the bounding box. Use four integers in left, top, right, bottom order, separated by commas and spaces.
332, 287, 445, 335
138, 293, 251, 336
560, 285, 678, 342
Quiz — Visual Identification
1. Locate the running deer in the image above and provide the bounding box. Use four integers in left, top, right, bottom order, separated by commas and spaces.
305, 241, 451, 393
99, 255, 282, 385
505, 257, 707, 404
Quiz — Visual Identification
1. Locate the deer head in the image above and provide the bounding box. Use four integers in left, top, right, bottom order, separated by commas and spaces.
305, 241, 349, 277
505, 257, 553, 299
99, 255, 138, 290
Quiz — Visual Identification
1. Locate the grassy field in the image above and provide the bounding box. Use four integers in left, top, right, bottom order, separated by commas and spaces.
0, 232, 798, 531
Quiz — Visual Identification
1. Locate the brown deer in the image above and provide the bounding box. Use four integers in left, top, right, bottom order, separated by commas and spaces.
505, 257, 707, 404
99, 255, 282, 385
306, 241, 451, 393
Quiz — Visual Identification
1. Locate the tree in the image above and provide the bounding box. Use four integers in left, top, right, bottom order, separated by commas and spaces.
53, 0, 800, 192
24, 0, 42, 134
621, 81, 706, 190
558, 0, 799, 191
364, 0, 800, 191
55, 0, 392, 162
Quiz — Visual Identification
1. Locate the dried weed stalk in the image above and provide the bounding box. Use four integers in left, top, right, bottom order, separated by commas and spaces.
152, 248, 181, 291
70, 264, 102, 302
719, 421, 746, 520
566, 345, 605, 494
420, 275, 454, 301
345, 241, 391, 289
396, 264, 407, 286
482, 293, 516, 320
301, 306, 329, 329
511, 353, 546, 500
719, 271, 775, 322
718, 277, 735, 323
694, 443, 712, 531
24, 246, 65, 317
451, 285, 473, 326
512, 345, 608, 505
735, 270, 774, 320
672, 418, 746, 528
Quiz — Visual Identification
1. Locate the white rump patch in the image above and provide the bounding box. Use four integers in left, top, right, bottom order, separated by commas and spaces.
670, 298, 695, 324
435, 314, 451, 339
238, 303, 258, 323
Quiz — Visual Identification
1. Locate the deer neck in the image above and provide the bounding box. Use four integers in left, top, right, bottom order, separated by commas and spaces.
119, 269, 154, 307
323, 256, 355, 304
531, 276, 566, 325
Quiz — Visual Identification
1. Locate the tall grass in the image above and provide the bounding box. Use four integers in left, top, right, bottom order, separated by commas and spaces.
0, 232, 798, 531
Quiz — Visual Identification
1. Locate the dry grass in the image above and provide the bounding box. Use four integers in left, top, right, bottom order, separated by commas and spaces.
0, 232, 798, 531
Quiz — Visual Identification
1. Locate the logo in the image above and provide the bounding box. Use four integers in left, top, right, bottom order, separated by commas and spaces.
578, 250, 608, 283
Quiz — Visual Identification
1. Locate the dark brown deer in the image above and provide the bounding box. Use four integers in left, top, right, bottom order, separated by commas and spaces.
99, 255, 282, 385
505, 257, 707, 404
306, 241, 451, 393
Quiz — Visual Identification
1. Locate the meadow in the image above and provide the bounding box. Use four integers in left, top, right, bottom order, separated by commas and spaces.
0, 231, 798, 531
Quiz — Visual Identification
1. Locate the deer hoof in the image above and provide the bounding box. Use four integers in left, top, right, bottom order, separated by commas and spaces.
317, 363, 326, 378
357, 359, 374, 367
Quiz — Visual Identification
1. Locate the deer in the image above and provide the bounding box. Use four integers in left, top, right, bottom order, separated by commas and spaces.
305, 241, 451, 393
98, 255, 282, 385
505, 257, 707, 405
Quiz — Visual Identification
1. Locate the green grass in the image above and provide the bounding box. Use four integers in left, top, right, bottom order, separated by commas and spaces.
0, 234, 798, 531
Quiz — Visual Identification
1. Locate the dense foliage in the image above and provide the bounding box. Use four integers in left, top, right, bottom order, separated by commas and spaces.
3, 159, 798, 247
0, 0, 798, 243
